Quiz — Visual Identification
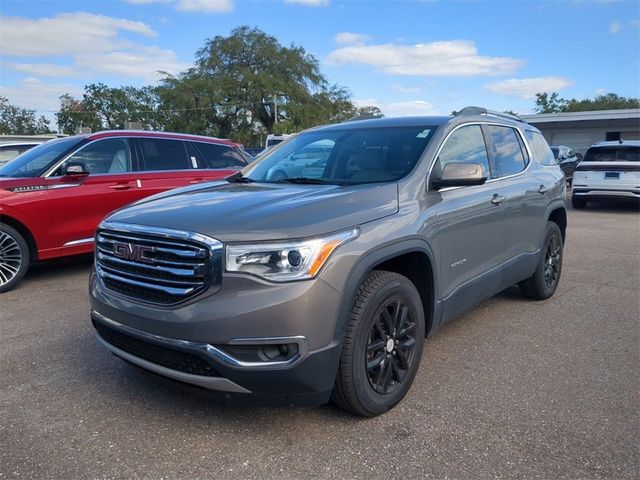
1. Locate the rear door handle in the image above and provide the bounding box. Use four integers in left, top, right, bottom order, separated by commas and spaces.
109, 183, 133, 190
538, 185, 549, 194
491, 194, 505, 205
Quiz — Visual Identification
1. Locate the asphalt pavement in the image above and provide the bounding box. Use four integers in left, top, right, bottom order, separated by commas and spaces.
1, 198, 639, 479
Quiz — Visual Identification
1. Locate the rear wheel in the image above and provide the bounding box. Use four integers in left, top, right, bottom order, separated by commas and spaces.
332, 270, 425, 417
572, 195, 587, 209
519, 222, 563, 300
0, 224, 29, 293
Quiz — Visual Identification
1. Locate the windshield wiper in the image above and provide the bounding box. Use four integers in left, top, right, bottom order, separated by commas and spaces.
227, 172, 254, 183
274, 177, 337, 185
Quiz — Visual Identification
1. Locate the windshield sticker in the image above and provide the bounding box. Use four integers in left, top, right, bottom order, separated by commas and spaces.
416, 129, 431, 138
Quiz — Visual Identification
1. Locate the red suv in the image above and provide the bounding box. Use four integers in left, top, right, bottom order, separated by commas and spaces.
0, 130, 249, 292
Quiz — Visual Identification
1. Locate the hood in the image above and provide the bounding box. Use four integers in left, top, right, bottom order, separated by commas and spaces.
105, 181, 399, 242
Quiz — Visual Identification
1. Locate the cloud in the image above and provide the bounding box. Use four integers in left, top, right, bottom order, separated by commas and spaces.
0, 77, 82, 112
354, 98, 439, 117
334, 32, 371, 46
484, 77, 574, 98
391, 83, 422, 94
75, 47, 187, 82
285, 0, 330, 6
126, 0, 234, 11
0, 13, 186, 82
326, 40, 523, 77
631, 20, 640, 27
609, 20, 622, 33
0, 13, 156, 57
175, 0, 234, 13
2, 62, 78, 77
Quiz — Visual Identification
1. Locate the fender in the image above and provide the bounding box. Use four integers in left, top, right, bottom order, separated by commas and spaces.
0, 205, 40, 258
544, 199, 567, 245
331, 236, 441, 344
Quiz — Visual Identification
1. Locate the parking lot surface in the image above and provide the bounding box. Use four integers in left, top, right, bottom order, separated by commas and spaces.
1, 199, 639, 479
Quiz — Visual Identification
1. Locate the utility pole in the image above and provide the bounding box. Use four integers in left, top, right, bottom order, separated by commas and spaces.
273, 94, 278, 124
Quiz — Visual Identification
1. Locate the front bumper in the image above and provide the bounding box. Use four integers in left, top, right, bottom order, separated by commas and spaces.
90, 271, 344, 403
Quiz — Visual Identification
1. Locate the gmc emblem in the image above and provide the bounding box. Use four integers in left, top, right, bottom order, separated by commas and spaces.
112, 242, 155, 263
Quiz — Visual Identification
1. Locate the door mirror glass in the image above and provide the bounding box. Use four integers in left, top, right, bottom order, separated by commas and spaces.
432, 162, 487, 189
64, 162, 89, 176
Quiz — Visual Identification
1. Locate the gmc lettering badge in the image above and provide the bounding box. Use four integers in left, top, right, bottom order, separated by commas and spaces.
112, 242, 155, 263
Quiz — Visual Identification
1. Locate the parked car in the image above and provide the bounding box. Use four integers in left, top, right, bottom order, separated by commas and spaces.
0, 130, 249, 292
89, 107, 566, 416
571, 140, 640, 208
0, 141, 48, 167
550, 145, 580, 184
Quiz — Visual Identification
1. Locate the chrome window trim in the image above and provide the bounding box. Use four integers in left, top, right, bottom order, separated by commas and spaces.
426, 121, 534, 191
92, 310, 309, 370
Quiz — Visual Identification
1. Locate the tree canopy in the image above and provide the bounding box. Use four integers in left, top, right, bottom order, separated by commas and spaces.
0, 97, 52, 135
535, 92, 640, 113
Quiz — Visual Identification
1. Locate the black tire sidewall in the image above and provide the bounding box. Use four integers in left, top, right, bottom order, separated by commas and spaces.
350, 276, 425, 415
536, 222, 563, 298
0, 224, 29, 293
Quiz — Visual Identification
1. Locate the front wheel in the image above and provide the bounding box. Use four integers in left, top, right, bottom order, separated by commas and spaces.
519, 222, 563, 300
331, 270, 425, 417
0, 224, 30, 293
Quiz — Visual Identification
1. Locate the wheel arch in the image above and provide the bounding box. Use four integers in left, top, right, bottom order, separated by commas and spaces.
335, 239, 439, 340
0, 215, 38, 262
546, 205, 567, 243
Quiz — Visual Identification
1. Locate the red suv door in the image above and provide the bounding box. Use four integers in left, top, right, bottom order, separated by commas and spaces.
41, 137, 145, 253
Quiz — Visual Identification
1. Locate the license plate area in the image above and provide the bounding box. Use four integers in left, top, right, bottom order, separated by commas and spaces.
604, 171, 620, 179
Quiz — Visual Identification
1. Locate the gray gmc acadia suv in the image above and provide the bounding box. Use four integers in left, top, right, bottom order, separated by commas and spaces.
90, 107, 567, 416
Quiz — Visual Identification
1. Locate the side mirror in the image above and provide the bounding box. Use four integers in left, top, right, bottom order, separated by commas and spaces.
432, 162, 487, 189
64, 162, 89, 177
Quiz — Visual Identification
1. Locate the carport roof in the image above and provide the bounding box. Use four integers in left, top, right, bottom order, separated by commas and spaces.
521, 108, 640, 125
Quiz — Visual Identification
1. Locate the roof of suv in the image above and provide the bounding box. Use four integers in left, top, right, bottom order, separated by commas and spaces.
588, 140, 640, 148
82, 130, 240, 147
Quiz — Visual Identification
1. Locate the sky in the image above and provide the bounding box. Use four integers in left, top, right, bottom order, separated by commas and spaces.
1, 0, 639, 125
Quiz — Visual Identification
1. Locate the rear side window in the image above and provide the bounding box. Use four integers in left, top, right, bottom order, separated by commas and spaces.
583, 146, 639, 162
434, 125, 491, 179
139, 138, 191, 171
193, 142, 247, 169
525, 130, 556, 166
486, 125, 527, 178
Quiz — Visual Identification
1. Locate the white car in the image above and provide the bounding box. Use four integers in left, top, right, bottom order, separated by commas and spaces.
0, 142, 42, 166
571, 140, 640, 208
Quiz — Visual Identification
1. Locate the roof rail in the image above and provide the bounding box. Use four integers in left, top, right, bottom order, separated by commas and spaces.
455, 106, 523, 123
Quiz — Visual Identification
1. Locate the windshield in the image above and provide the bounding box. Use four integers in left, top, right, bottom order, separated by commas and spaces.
0, 136, 84, 178
244, 126, 436, 184
550, 147, 559, 158
583, 146, 639, 162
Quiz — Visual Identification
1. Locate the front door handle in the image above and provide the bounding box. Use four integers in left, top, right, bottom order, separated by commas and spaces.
109, 183, 133, 190
491, 194, 505, 205
538, 185, 549, 194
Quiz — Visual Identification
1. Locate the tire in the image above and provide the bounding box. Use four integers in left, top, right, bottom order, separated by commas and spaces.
331, 270, 425, 417
271, 170, 286, 181
519, 222, 563, 300
0, 224, 30, 293
572, 195, 587, 209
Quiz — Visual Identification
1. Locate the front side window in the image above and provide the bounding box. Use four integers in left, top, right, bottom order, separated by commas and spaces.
139, 138, 191, 171
0, 137, 83, 178
433, 124, 491, 179
525, 130, 556, 166
244, 126, 436, 184
58, 138, 132, 175
486, 125, 527, 178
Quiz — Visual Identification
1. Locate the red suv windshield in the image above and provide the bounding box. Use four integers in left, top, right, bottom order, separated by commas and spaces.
0, 136, 84, 178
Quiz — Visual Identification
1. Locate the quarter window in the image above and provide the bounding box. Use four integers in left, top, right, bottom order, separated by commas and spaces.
61, 138, 132, 175
486, 125, 527, 177
525, 130, 556, 166
139, 138, 191, 171
434, 125, 491, 180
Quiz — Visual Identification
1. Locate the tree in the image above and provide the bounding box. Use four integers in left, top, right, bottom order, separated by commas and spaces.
354, 105, 384, 119
0, 97, 51, 135
535, 91, 639, 113
56, 93, 101, 134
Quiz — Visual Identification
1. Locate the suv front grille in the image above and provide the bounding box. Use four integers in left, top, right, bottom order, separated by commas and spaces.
95, 226, 221, 305
93, 320, 219, 377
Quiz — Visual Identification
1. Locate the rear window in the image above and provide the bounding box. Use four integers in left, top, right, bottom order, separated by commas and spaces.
193, 142, 247, 169
139, 138, 191, 171
583, 146, 639, 162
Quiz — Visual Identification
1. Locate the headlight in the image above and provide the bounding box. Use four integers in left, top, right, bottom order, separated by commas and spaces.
226, 228, 359, 282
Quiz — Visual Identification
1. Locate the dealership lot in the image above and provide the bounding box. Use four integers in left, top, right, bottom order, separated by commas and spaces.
1, 199, 638, 479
